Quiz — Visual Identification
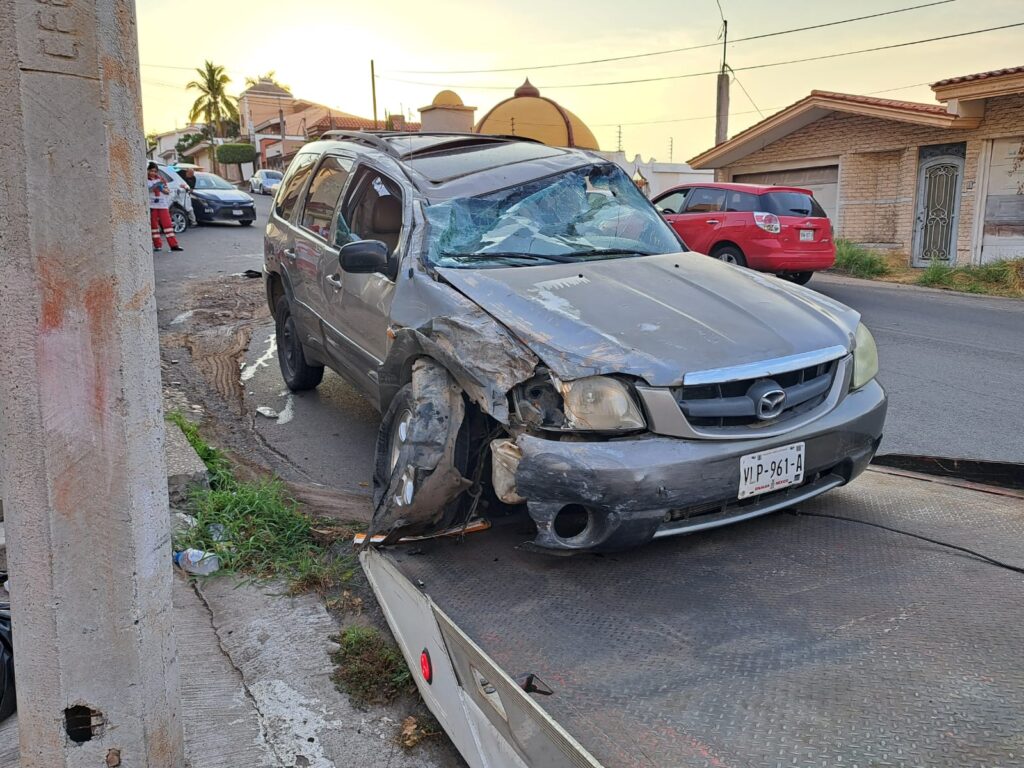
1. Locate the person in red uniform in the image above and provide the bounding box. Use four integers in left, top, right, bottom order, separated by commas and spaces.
147, 163, 183, 252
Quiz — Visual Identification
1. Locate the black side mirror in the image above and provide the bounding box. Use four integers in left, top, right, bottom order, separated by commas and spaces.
339, 240, 389, 274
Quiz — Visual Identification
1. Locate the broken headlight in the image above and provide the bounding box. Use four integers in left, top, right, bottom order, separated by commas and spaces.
515, 374, 646, 432
851, 322, 879, 390
562, 377, 646, 431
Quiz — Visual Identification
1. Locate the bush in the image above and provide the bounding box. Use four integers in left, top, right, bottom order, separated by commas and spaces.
833, 239, 891, 278
215, 142, 257, 165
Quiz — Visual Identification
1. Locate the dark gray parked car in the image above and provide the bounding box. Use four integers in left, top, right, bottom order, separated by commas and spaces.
263, 131, 886, 552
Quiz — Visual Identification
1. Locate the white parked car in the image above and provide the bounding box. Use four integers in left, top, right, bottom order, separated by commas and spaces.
249, 169, 283, 196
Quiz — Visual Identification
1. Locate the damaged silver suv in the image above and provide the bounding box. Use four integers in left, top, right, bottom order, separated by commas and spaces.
264, 131, 886, 552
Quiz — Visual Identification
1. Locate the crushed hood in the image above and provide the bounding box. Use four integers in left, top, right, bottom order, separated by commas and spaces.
438, 253, 859, 386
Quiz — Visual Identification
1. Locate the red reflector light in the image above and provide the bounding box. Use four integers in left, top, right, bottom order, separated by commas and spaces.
420, 649, 433, 684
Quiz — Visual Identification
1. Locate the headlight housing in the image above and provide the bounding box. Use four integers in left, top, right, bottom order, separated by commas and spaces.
560, 376, 646, 431
851, 322, 879, 390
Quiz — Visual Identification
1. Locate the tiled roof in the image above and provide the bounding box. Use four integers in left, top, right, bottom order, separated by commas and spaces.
712, 90, 945, 153
308, 115, 421, 133
808, 90, 947, 115
932, 65, 1024, 87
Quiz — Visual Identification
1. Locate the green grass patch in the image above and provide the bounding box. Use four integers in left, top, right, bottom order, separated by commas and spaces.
832, 240, 892, 279
916, 258, 1024, 296
330, 626, 413, 707
166, 411, 233, 488
166, 412, 357, 591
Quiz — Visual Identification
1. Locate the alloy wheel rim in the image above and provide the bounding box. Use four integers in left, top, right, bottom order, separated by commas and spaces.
388, 409, 413, 474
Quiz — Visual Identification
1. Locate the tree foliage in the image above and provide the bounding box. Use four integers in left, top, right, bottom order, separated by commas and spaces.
245, 70, 291, 92
215, 143, 257, 165
187, 61, 239, 138
175, 132, 206, 156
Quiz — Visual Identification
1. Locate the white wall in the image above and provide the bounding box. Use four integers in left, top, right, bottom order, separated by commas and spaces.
593, 151, 713, 197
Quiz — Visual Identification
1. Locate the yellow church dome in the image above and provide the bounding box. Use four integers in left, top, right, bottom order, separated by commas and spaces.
431, 90, 465, 107
475, 79, 600, 150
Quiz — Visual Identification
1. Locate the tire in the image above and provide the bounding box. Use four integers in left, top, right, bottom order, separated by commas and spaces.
712, 245, 747, 267
374, 378, 474, 533
240, 220, 253, 227
787, 271, 813, 285
274, 295, 323, 391
170, 207, 188, 234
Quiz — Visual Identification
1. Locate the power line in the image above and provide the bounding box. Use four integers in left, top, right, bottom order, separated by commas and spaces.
382, 0, 956, 75
590, 80, 933, 127
730, 68, 764, 118
378, 22, 1024, 90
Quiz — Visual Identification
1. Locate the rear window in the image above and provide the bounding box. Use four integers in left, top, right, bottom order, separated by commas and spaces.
761, 191, 827, 218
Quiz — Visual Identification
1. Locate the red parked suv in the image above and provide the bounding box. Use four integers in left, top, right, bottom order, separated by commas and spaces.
652, 182, 835, 284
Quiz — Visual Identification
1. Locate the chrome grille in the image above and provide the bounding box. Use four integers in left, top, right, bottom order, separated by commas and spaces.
673, 359, 840, 429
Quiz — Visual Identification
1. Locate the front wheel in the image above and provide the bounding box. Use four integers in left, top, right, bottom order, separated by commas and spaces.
274, 295, 323, 391
170, 207, 188, 234
713, 245, 747, 267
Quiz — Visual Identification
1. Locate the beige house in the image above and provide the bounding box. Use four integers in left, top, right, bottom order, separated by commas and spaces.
238, 78, 419, 170
689, 66, 1024, 266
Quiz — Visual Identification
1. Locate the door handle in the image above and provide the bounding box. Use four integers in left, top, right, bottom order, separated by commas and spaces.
705, 219, 720, 225
326, 274, 343, 290
283, 248, 297, 261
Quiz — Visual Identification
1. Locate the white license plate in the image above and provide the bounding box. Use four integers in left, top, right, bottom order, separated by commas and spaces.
739, 442, 805, 499
232, 208, 243, 215
799, 229, 815, 242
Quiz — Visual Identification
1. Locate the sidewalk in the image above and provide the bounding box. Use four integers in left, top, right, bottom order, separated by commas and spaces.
0, 573, 453, 767
0, 423, 460, 767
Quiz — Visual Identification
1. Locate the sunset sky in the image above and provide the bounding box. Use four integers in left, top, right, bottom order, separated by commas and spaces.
137, 0, 1023, 161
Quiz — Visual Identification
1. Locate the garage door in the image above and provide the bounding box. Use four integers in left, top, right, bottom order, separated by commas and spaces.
981, 137, 1024, 263
732, 165, 839, 219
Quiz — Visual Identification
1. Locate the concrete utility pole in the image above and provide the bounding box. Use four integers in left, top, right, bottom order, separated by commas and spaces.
0, 2, 184, 766
371, 59, 378, 129
715, 18, 730, 145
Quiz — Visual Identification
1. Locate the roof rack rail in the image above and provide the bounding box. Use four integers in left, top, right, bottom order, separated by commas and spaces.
318, 130, 401, 158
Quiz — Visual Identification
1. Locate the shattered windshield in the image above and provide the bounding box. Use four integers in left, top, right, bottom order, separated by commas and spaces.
425, 163, 684, 267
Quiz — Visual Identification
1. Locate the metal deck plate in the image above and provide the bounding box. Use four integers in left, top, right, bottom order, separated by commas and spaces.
387, 470, 1024, 768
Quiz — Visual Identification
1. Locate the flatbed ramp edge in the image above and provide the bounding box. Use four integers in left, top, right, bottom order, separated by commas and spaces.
361, 469, 1024, 768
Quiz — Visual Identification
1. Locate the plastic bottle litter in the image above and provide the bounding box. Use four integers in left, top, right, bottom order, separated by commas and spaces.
173, 549, 220, 576
207, 523, 227, 542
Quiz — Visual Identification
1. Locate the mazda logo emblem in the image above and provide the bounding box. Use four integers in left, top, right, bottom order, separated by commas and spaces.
757, 389, 787, 420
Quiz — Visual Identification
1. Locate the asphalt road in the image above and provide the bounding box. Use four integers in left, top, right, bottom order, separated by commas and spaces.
810, 273, 1024, 463
159, 205, 1024, 497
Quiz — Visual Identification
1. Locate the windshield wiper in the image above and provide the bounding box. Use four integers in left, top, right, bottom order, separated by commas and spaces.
569, 248, 658, 259
439, 251, 580, 263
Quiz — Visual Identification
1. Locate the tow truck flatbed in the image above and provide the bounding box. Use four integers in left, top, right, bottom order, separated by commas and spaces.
362, 469, 1024, 767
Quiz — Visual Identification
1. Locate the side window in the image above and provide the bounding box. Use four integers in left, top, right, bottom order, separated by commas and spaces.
299, 156, 353, 240
655, 189, 689, 214
274, 153, 317, 221
684, 187, 727, 213
336, 168, 404, 263
725, 191, 758, 212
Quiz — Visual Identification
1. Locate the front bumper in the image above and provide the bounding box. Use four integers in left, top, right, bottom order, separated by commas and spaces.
194, 201, 255, 223
512, 379, 887, 552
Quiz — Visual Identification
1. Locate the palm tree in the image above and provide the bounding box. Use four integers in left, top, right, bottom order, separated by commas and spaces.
187, 61, 239, 139
244, 70, 291, 93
